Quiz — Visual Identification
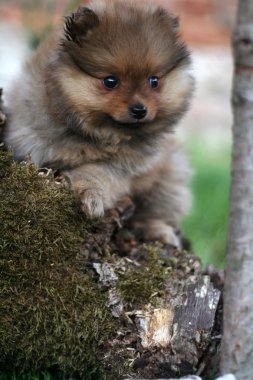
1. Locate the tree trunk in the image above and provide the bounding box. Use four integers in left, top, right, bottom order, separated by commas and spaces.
221, 1, 253, 378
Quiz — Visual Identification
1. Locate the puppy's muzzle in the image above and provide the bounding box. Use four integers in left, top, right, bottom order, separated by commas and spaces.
129, 103, 147, 120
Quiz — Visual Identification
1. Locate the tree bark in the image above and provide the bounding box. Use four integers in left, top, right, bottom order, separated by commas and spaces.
221, 2, 253, 378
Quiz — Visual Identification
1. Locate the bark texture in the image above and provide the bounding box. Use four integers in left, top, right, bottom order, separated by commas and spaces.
221, 2, 253, 378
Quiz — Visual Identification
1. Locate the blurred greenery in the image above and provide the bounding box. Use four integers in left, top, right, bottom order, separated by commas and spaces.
183, 138, 231, 268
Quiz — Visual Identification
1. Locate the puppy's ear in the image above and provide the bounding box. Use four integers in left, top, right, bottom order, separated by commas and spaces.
64, 7, 99, 45
156, 8, 180, 33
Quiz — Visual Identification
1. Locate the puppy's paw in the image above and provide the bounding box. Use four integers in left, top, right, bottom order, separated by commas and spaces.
80, 189, 104, 218
156, 224, 181, 249
133, 219, 182, 249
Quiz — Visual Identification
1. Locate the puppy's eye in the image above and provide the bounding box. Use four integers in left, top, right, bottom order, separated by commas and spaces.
103, 76, 120, 90
149, 76, 159, 89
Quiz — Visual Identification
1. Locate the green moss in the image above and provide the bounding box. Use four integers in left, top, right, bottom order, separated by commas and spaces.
118, 245, 168, 308
0, 147, 180, 378
0, 372, 62, 380
0, 149, 117, 378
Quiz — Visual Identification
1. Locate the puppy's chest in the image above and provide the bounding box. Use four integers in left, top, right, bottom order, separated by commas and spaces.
110, 144, 163, 177
61, 133, 162, 176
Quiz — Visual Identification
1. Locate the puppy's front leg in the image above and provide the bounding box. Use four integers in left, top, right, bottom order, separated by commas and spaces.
64, 164, 129, 218
131, 145, 192, 248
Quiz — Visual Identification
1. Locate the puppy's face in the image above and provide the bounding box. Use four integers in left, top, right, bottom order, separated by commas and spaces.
58, 1, 193, 132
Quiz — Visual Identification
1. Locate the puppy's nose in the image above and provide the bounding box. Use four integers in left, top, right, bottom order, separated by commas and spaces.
129, 103, 147, 120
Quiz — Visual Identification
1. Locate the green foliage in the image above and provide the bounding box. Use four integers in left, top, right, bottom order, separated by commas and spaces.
0, 149, 116, 378
183, 139, 231, 268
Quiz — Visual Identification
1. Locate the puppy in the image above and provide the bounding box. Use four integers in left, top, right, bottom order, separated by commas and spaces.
4, 0, 194, 248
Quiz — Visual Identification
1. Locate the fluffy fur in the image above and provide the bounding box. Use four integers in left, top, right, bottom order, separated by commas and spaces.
5, 0, 194, 247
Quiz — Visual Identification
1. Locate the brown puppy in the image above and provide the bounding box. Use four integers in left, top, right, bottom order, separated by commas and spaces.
5, 0, 194, 247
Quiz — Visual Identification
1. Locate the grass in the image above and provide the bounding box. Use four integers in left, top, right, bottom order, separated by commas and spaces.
183, 137, 231, 268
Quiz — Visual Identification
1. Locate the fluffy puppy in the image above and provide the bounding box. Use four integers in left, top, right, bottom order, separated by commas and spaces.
4, 0, 194, 247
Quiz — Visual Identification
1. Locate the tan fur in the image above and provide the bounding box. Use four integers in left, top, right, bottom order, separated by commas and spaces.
4, 0, 194, 247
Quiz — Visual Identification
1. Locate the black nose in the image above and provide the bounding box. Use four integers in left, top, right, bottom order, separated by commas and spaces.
129, 103, 147, 120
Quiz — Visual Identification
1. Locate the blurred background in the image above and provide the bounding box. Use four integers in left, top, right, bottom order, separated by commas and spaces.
0, 0, 238, 267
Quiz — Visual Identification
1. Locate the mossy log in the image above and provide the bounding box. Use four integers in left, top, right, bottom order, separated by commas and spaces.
0, 95, 221, 379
